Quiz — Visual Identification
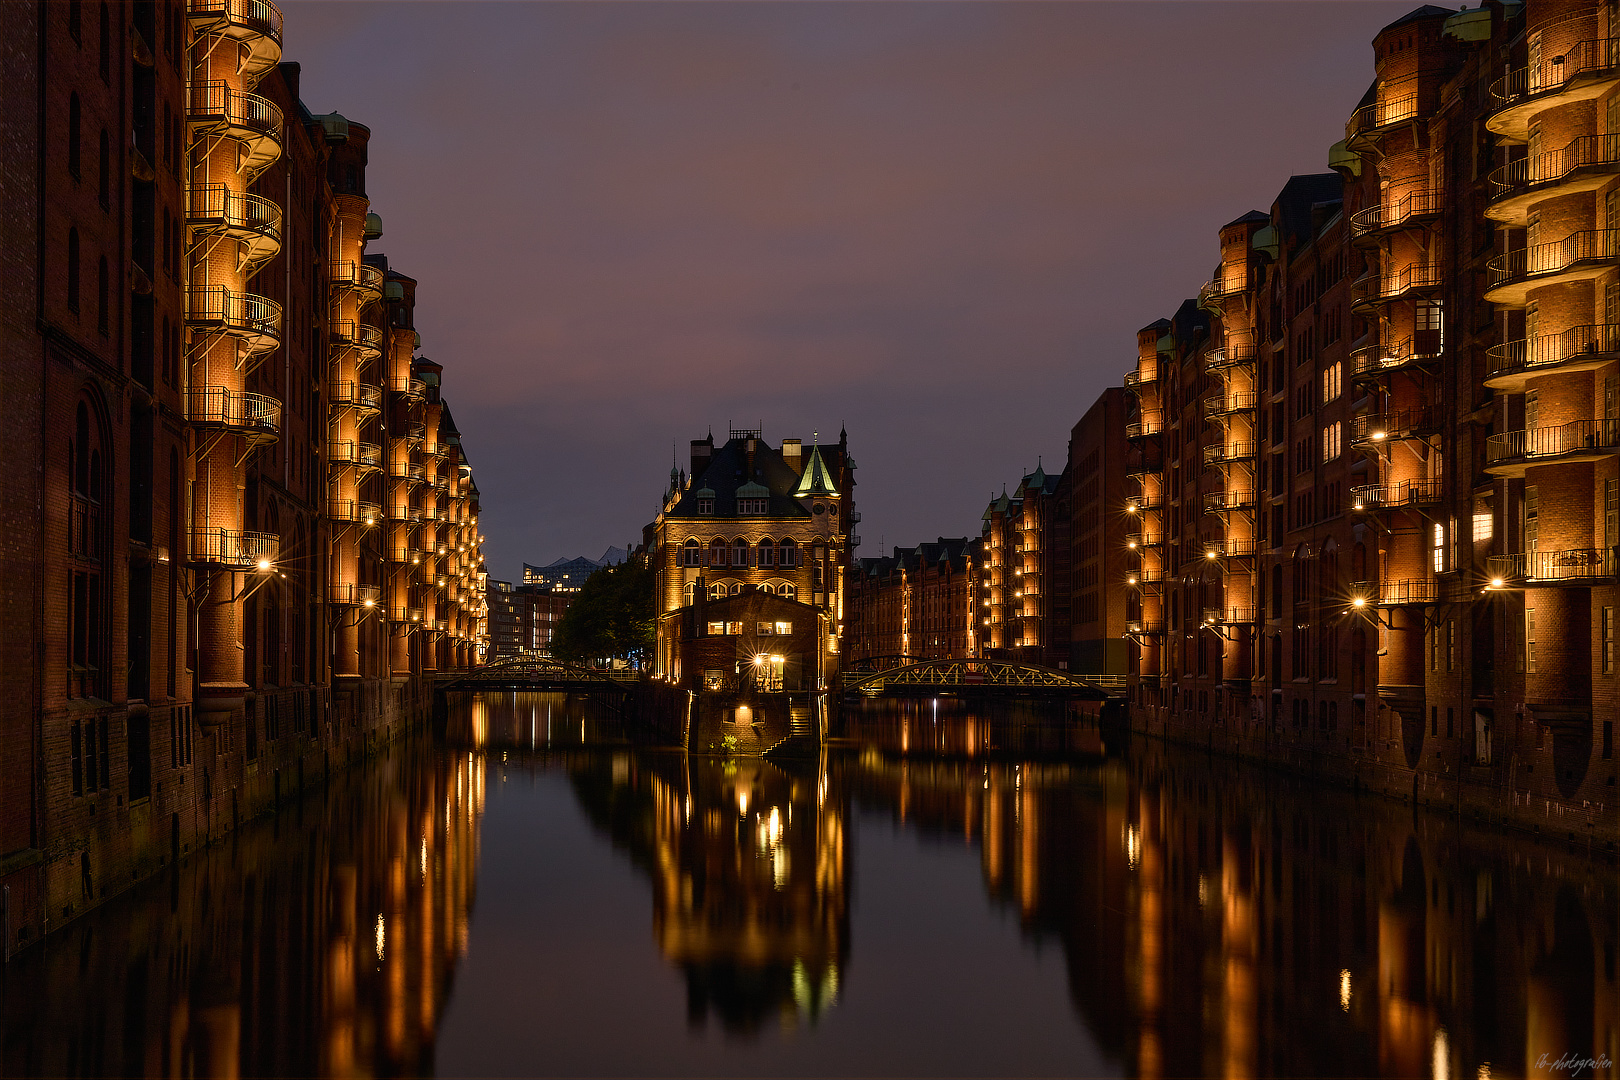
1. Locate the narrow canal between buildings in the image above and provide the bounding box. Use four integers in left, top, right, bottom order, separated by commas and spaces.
1, 692, 1614, 1078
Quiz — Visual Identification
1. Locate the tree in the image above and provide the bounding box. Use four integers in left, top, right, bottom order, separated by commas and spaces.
550, 559, 655, 667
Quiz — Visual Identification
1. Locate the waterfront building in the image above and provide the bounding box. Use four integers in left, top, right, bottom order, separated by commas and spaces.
846, 537, 980, 662
980, 464, 1071, 667
522, 548, 628, 592
485, 579, 573, 659
1121, 0, 1620, 839
0, 0, 487, 953
650, 428, 855, 688
1067, 387, 1133, 679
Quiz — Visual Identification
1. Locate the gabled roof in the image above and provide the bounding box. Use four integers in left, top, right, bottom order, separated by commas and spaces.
666, 434, 827, 519
1381, 4, 1455, 33
1223, 209, 1271, 230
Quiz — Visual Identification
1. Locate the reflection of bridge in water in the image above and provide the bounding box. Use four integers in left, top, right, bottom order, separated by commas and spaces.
842, 657, 1126, 701
435, 655, 639, 692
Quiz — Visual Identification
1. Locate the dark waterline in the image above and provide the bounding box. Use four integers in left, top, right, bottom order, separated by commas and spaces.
0, 692, 1613, 1078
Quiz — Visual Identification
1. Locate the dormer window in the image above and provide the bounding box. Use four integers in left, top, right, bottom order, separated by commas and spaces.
738, 498, 768, 515
697, 498, 714, 515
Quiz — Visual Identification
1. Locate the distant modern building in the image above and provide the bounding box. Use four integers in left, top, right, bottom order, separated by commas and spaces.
486, 580, 574, 659
649, 428, 856, 687
522, 548, 628, 593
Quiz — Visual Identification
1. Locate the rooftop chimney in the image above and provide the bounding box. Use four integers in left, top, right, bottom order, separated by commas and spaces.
782, 438, 802, 474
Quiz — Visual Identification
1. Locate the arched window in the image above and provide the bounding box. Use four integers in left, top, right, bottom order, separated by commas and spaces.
730, 582, 742, 596
67, 227, 80, 312
778, 583, 796, 600
68, 93, 81, 178
708, 538, 726, 568
681, 538, 700, 567
97, 255, 108, 334
682, 581, 695, 606
758, 583, 775, 595
69, 396, 107, 698
97, 129, 108, 206
732, 538, 749, 567
708, 582, 728, 600
779, 538, 798, 569
757, 538, 775, 568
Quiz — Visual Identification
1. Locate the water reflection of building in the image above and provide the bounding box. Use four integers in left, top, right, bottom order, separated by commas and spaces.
0, 745, 483, 1078
567, 752, 848, 1036
847, 724, 1617, 1079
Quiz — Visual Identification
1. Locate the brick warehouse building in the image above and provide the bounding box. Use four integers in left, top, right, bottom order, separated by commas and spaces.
0, 0, 488, 952
846, 537, 980, 662
651, 428, 855, 688
1118, 0, 1620, 843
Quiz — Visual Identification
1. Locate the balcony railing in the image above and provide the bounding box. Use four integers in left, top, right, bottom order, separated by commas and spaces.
186, 285, 281, 350
328, 581, 381, 606
328, 499, 381, 526
1204, 537, 1259, 558
1489, 548, 1616, 584
187, 0, 284, 41
1125, 618, 1166, 636
1123, 368, 1158, 389
1125, 530, 1165, 548
1489, 134, 1620, 204
1487, 229, 1620, 295
188, 81, 282, 175
1350, 263, 1445, 307
1203, 489, 1256, 513
1206, 334, 1258, 371
1203, 441, 1258, 465
1490, 37, 1620, 110
1487, 419, 1620, 465
389, 459, 427, 483
330, 260, 385, 300
1487, 324, 1620, 386
1130, 567, 1168, 585
1198, 274, 1247, 309
1350, 336, 1442, 380
1352, 477, 1444, 510
187, 386, 281, 439
1125, 493, 1163, 512
1202, 607, 1258, 625
1348, 188, 1444, 238
1346, 92, 1421, 143
387, 545, 423, 564
1353, 578, 1438, 605
187, 183, 282, 270
328, 440, 381, 469
1126, 414, 1164, 439
1204, 391, 1258, 417
329, 380, 381, 412
189, 527, 278, 568
1349, 406, 1439, 446
389, 375, 427, 401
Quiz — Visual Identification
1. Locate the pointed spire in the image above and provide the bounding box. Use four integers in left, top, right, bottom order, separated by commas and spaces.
794, 438, 839, 497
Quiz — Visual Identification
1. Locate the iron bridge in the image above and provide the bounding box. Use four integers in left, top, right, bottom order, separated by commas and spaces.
434, 656, 639, 693
842, 658, 1126, 699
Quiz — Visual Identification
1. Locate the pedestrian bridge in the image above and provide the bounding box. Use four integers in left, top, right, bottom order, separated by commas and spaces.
842, 658, 1126, 699
434, 656, 639, 693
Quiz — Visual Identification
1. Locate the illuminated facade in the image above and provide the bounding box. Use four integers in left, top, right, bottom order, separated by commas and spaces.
980, 464, 1071, 666
1123, 0, 1620, 839
847, 537, 980, 662
650, 428, 855, 687
0, 0, 487, 953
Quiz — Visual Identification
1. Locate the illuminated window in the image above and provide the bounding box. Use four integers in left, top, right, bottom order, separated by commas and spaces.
757, 622, 775, 636
707, 620, 726, 636
1322, 362, 1341, 404
1432, 522, 1446, 572
1525, 606, 1537, 673
726, 620, 742, 634
775, 621, 793, 635
1472, 510, 1492, 543
1321, 421, 1341, 462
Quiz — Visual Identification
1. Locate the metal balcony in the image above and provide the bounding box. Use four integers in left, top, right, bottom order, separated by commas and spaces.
1125, 493, 1163, 512
1351, 578, 1438, 606
330, 260, 385, 304
1350, 263, 1445, 308
1351, 477, 1443, 511
328, 440, 381, 471
1349, 188, 1444, 242
187, 81, 282, 180
1125, 618, 1165, 637
187, 386, 280, 445
186, 285, 281, 356
389, 459, 427, 484
1486, 324, 1620, 391
328, 499, 381, 527
1204, 391, 1258, 418
1197, 274, 1247, 311
1126, 414, 1164, 439
1489, 37, 1620, 141
1486, 419, 1620, 476
1349, 406, 1440, 447
189, 527, 278, 569
1201, 606, 1258, 626
1488, 134, 1620, 225
187, 183, 282, 273
1345, 92, 1421, 150
1203, 489, 1256, 513
1202, 441, 1258, 466
1123, 368, 1158, 390
329, 380, 381, 414
1129, 567, 1168, 586
1350, 337, 1441, 382
1203, 537, 1259, 559
1485, 229, 1620, 305
186, 0, 283, 87
387, 545, 423, 564
389, 375, 427, 401
1124, 530, 1164, 549
328, 581, 381, 606
1488, 548, 1616, 585
1205, 338, 1257, 372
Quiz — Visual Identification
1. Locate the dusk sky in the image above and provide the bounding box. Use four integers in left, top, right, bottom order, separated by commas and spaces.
280, 0, 1418, 582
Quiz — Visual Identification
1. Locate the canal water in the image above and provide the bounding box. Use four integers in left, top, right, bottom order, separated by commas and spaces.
0, 692, 1613, 1078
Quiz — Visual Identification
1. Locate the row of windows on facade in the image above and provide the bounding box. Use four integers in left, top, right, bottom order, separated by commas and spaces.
683, 580, 803, 604
678, 537, 811, 568
694, 497, 836, 517
705, 620, 795, 637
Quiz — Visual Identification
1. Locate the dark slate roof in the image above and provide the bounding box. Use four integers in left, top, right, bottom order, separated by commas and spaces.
1222, 209, 1271, 230
1381, 4, 1455, 32
667, 435, 832, 519
1170, 297, 1210, 346
1273, 173, 1345, 246
1140, 317, 1173, 333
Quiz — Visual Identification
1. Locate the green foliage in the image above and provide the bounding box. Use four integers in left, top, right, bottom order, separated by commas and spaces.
549, 559, 655, 666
